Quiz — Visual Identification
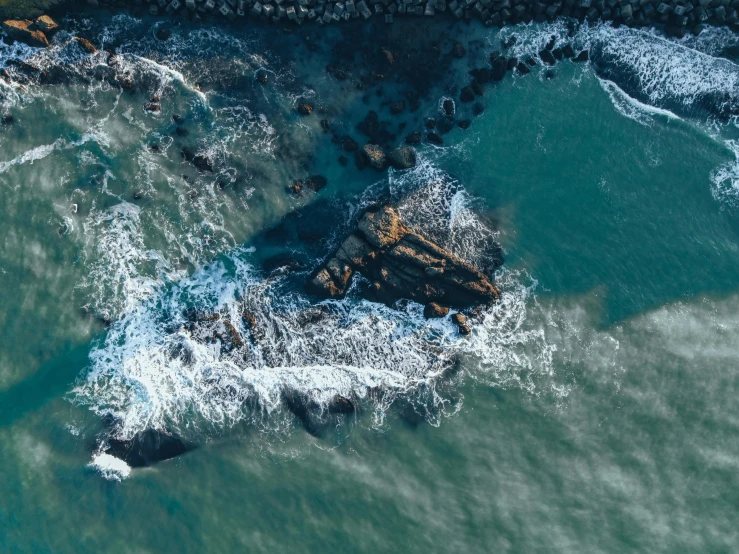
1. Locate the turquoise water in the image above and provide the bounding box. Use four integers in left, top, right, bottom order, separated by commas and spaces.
1, 15, 738, 552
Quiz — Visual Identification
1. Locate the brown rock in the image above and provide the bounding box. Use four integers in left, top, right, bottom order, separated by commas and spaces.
308, 205, 500, 309
74, 37, 97, 54
297, 103, 313, 115
33, 15, 58, 35
451, 313, 467, 325
362, 143, 387, 171
2, 19, 48, 47
458, 323, 472, 335
424, 302, 449, 318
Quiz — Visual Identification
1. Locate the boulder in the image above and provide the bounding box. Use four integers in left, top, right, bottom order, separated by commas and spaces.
387, 146, 417, 170
442, 98, 455, 118
451, 313, 467, 325
424, 302, 449, 318
491, 56, 508, 81
2, 19, 48, 47
297, 102, 313, 115
308, 206, 500, 309
74, 37, 97, 54
362, 143, 387, 170
539, 49, 556, 65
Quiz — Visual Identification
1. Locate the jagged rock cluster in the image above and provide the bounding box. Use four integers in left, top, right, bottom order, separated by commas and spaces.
308, 205, 500, 315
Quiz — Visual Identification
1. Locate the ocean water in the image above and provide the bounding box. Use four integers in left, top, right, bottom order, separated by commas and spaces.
1, 13, 738, 553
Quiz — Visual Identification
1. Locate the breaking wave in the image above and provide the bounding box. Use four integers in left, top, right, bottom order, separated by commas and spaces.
71, 167, 557, 442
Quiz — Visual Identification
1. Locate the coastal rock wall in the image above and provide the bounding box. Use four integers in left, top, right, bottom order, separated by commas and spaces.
53, 0, 739, 38
2, 0, 737, 37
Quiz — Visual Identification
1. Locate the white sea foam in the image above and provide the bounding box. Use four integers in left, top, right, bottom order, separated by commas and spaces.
71, 172, 556, 441
88, 452, 131, 481
598, 78, 681, 126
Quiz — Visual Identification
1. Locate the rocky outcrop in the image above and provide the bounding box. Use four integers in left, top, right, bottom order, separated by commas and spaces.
308, 205, 499, 312
2, 17, 51, 47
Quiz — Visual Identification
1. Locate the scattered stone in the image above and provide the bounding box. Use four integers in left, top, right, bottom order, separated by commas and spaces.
516, 62, 530, 76
458, 323, 471, 335
387, 146, 417, 170
362, 143, 387, 170
256, 70, 269, 84
442, 98, 455, 118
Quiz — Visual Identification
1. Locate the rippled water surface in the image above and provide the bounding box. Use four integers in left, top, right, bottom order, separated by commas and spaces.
1, 14, 738, 553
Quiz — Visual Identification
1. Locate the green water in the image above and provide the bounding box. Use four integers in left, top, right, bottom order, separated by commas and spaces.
1, 17, 738, 553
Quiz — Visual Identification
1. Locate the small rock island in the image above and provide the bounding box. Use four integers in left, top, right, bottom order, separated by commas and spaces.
308, 205, 500, 318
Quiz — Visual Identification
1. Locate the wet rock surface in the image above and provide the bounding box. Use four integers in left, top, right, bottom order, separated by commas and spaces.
308, 205, 500, 310
106, 429, 194, 467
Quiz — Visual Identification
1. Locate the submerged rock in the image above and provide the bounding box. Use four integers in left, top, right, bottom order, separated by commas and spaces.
181, 147, 213, 172
106, 429, 194, 467
308, 206, 499, 309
